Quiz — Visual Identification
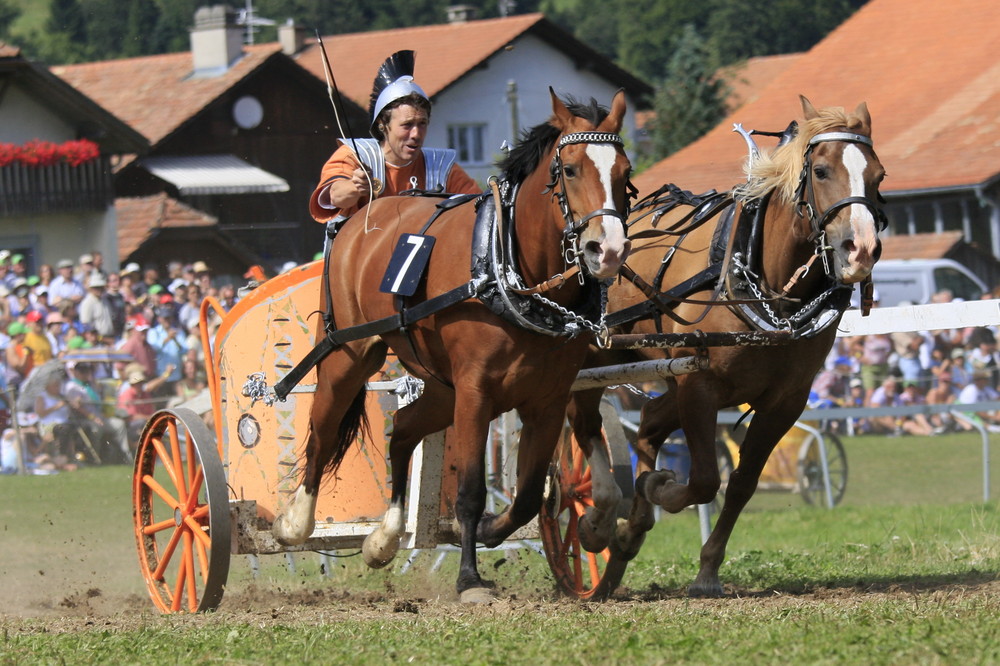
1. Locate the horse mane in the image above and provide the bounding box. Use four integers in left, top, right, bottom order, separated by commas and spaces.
734, 104, 870, 204
497, 95, 609, 185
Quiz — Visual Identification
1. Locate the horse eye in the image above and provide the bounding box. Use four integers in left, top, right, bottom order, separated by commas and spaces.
563, 165, 576, 179
813, 165, 829, 180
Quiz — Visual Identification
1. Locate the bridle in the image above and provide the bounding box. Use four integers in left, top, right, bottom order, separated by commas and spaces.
792, 130, 887, 280
545, 131, 635, 280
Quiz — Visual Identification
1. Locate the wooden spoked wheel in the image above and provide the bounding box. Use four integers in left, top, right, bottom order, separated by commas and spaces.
133, 408, 230, 613
798, 430, 848, 507
539, 401, 633, 600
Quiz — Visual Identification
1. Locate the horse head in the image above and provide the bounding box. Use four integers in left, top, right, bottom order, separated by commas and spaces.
546, 89, 632, 279
797, 95, 885, 284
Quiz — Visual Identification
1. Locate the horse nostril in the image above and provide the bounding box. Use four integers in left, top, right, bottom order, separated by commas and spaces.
585, 240, 602, 256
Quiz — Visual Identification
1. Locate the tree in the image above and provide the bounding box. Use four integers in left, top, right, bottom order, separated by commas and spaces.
644, 25, 730, 163
0, 0, 21, 38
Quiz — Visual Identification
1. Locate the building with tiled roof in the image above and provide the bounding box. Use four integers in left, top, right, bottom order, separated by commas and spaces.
0, 43, 147, 273
51, 7, 651, 270
53, 6, 363, 270
634, 0, 1000, 273
288, 11, 651, 183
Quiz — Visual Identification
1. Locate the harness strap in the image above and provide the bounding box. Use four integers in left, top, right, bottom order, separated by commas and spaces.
273, 279, 481, 401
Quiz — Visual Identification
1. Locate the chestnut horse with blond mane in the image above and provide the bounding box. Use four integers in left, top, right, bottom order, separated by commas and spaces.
569, 96, 885, 597
272, 90, 632, 602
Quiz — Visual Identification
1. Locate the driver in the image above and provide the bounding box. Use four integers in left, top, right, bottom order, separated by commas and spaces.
309, 50, 480, 244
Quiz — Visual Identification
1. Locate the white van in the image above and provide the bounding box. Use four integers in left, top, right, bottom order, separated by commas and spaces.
869, 258, 988, 306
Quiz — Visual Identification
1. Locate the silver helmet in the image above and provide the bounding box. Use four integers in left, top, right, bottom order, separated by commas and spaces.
368, 50, 429, 139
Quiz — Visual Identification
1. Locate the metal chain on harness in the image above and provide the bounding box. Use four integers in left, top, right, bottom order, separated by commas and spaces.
527, 278, 612, 346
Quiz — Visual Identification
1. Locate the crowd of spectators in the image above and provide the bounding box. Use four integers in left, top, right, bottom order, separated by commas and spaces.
0, 251, 233, 473
810, 289, 1000, 436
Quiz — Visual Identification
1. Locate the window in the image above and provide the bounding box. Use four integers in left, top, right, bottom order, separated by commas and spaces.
447, 124, 486, 164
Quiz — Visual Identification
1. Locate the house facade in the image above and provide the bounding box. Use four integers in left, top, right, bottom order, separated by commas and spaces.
634, 0, 1000, 285
293, 12, 652, 184
0, 44, 146, 274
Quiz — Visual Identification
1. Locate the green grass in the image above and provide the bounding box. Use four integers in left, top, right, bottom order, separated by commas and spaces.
1, 432, 999, 664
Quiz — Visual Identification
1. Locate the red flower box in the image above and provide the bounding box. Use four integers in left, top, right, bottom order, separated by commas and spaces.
0, 138, 100, 167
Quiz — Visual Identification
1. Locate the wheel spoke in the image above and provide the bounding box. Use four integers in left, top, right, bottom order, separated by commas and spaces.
143, 517, 177, 536
151, 436, 181, 491
183, 530, 198, 613
167, 419, 188, 504
142, 474, 181, 511
152, 522, 185, 581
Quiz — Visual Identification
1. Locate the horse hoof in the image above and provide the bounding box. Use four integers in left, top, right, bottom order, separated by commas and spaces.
272, 515, 308, 547
577, 512, 610, 553
361, 532, 399, 569
687, 580, 725, 598
459, 587, 495, 604
609, 517, 645, 562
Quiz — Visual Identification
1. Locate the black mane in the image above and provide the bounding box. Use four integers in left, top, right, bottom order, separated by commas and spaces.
497, 95, 609, 185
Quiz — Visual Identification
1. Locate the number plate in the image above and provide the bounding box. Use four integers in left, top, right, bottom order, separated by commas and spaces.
380, 234, 436, 296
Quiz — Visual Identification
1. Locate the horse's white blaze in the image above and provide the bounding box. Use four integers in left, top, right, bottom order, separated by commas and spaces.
585, 143, 629, 275
837, 143, 879, 280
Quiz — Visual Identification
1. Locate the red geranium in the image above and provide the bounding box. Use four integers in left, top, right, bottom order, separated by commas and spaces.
0, 138, 100, 167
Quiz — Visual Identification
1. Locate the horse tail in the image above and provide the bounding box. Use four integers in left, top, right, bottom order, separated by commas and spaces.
325, 387, 372, 475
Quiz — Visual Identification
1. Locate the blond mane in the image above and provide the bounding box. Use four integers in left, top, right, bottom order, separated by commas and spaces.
734, 105, 869, 204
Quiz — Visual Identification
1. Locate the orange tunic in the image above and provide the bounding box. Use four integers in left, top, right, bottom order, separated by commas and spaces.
309, 143, 480, 222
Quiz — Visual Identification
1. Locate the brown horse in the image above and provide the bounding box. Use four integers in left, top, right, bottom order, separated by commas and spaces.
272, 90, 632, 601
569, 96, 884, 596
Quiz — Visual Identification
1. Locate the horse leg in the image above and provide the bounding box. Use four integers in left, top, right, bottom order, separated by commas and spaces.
615, 390, 681, 560
273, 342, 385, 545
477, 399, 569, 547
362, 383, 455, 568
566, 388, 622, 553
688, 402, 803, 597
449, 391, 495, 602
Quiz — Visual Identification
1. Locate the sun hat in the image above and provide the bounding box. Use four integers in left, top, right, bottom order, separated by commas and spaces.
127, 367, 148, 384
0, 250, 9, 264
123, 262, 141, 275
79, 253, 94, 265
25, 310, 43, 323
148, 284, 164, 295
192, 260, 210, 274
127, 315, 150, 332
66, 336, 89, 350
6, 321, 26, 336
87, 273, 107, 288
26, 275, 39, 286
12, 253, 24, 265
57, 259, 74, 269
45, 312, 64, 325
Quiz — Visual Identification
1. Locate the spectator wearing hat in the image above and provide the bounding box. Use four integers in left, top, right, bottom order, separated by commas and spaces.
147, 303, 186, 395
78, 273, 115, 340
8, 282, 32, 318
4, 321, 32, 389
810, 356, 853, 407
117, 315, 157, 379
48, 259, 85, 305
22, 310, 53, 366
74, 253, 95, 285
956, 369, 1000, 431
44, 312, 68, 357
0, 250, 15, 290
192, 261, 212, 291
117, 361, 173, 443
10, 253, 28, 282
65, 362, 129, 463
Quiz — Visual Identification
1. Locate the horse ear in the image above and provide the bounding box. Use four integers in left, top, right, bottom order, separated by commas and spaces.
800, 95, 819, 120
550, 87, 573, 131
599, 89, 627, 134
854, 101, 872, 134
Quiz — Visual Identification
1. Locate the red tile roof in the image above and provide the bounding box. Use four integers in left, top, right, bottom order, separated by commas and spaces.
722, 53, 802, 110
52, 45, 283, 145
879, 231, 964, 261
293, 14, 545, 110
634, 0, 1000, 197
115, 194, 217, 258
0, 42, 20, 58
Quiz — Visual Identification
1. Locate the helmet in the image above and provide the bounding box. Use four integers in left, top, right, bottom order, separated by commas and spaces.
368, 50, 428, 139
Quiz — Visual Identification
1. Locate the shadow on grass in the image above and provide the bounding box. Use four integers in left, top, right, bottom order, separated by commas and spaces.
622, 569, 999, 601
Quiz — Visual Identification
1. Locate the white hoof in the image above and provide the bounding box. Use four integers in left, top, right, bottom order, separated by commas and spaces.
362, 529, 400, 569
272, 512, 312, 546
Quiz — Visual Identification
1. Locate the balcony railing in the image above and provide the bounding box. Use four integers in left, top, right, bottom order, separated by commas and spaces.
0, 157, 114, 216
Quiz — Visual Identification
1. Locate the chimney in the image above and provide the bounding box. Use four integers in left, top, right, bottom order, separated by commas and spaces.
446, 5, 478, 24
190, 5, 243, 76
278, 18, 307, 55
